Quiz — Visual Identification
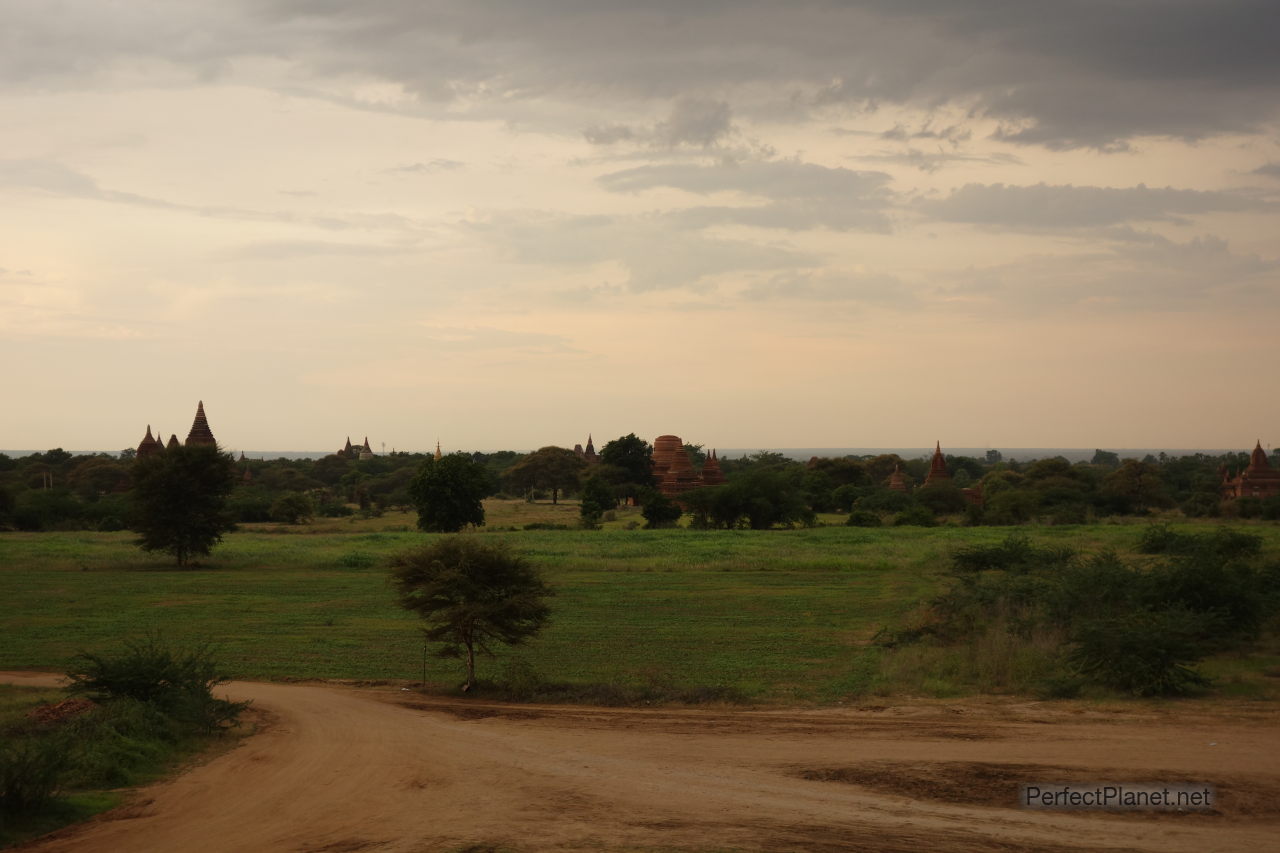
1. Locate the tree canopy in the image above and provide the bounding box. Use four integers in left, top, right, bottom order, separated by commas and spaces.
408, 453, 494, 533
130, 444, 237, 566
503, 446, 586, 504
390, 537, 553, 690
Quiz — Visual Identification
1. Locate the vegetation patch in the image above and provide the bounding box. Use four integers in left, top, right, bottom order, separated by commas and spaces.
0, 638, 247, 847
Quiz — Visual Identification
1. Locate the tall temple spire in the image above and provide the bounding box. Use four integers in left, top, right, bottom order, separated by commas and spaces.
924, 441, 951, 486
185, 400, 217, 447
434, 440, 442, 461
137, 425, 161, 459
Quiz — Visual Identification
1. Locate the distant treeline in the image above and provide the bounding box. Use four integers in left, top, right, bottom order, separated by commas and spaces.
0, 443, 1276, 532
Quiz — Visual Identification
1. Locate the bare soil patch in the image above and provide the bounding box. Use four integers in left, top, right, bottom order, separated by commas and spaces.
4, 673, 1278, 852
799, 761, 1280, 818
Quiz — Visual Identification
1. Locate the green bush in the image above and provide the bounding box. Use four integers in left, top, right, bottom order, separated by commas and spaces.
892, 506, 936, 527
0, 736, 69, 816
844, 510, 882, 527
1068, 609, 1212, 696
66, 636, 247, 733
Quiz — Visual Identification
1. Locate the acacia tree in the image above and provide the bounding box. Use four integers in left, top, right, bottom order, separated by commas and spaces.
390, 537, 553, 690
131, 444, 237, 566
503, 446, 586, 504
409, 453, 493, 532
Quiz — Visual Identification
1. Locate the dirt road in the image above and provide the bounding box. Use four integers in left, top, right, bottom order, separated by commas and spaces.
6, 672, 1279, 852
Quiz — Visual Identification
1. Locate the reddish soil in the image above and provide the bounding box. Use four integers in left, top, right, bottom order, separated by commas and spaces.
4, 671, 1278, 852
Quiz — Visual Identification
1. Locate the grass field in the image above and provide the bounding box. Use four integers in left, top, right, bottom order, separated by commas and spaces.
3, 504, 1278, 703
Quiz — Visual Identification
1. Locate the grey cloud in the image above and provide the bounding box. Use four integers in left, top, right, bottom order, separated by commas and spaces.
220, 241, 417, 261
465, 210, 813, 291
1253, 163, 1280, 179
8, 2, 1276, 151
922, 182, 1273, 229
744, 271, 914, 305
945, 233, 1279, 312
850, 148, 1024, 174
585, 98, 734, 149
599, 160, 891, 202
0, 158, 417, 232
598, 159, 895, 231
388, 159, 465, 174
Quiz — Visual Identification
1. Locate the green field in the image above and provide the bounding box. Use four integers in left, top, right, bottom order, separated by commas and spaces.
3, 507, 1278, 702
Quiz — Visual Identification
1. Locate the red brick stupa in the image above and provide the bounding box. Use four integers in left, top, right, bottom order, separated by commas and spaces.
699, 449, 726, 486
1222, 441, 1280, 500
651, 435, 701, 498
923, 441, 950, 487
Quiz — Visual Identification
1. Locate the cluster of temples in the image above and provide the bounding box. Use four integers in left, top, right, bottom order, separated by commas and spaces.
1221, 441, 1280, 500
572, 435, 598, 463
652, 434, 725, 499
135, 401, 217, 458
336, 437, 375, 460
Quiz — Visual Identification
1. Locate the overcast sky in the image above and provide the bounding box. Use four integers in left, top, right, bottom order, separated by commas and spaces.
2, 0, 1277, 453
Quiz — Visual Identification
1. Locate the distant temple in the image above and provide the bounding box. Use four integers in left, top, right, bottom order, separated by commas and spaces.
573, 435, 599, 463
336, 436, 375, 460
920, 441, 983, 507
1221, 441, 1280, 500
887, 463, 908, 493
136, 401, 217, 459
651, 435, 725, 499
923, 441, 951, 487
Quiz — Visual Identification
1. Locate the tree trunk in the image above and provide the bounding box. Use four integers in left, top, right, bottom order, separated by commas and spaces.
464, 641, 476, 691
551, 488, 558, 504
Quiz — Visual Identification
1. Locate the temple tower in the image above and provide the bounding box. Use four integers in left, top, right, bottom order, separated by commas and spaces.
185, 401, 217, 447
923, 441, 951, 487
699, 449, 726, 486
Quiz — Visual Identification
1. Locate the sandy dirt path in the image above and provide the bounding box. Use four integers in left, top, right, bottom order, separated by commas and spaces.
5, 672, 1279, 852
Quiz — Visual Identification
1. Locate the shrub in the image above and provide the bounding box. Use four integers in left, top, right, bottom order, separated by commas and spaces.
66, 636, 247, 733
1068, 609, 1212, 696
892, 506, 936, 527
0, 736, 70, 816
641, 491, 683, 529
844, 510, 882, 527
269, 492, 314, 524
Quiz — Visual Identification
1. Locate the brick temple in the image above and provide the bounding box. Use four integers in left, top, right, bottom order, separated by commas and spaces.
336, 437, 375, 460
1221, 441, 1280, 500
651, 435, 725, 499
136, 401, 218, 458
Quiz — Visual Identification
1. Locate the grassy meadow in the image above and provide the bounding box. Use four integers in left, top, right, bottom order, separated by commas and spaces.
3, 502, 1278, 703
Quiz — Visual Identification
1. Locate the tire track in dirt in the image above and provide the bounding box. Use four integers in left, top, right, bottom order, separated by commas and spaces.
5, 673, 1278, 852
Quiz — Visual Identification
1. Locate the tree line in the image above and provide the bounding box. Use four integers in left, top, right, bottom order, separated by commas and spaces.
1, 441, 1277, 533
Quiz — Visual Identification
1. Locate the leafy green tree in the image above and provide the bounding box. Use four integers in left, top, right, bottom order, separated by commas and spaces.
390, 537, 553, 690
1102, 460, 1170, 513
640, 489, 683, 528
1091, 449, 1121, 467
915, 482, 969, 515
270, 492, 315, 524
131, 444, 237, 566
598, 433, 656, 500
503, 446, 587, 504
409, 453, 493, 532
579, 475, 616, 528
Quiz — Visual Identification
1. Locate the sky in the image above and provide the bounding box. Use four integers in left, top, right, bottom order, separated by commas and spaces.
1, 0, 1278, 454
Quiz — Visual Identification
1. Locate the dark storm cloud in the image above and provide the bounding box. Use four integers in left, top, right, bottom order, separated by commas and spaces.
4, 1, 1276, 151
922, 182, 1273, 228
